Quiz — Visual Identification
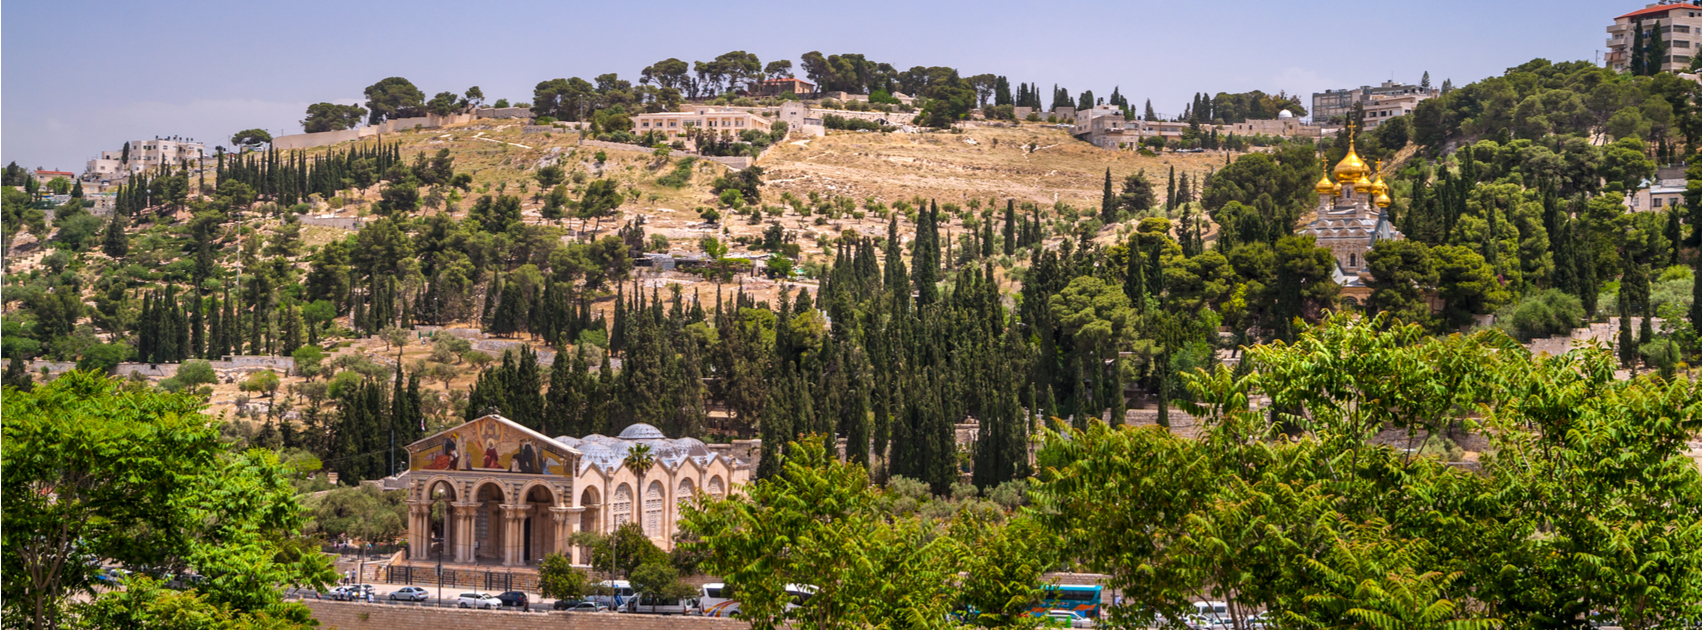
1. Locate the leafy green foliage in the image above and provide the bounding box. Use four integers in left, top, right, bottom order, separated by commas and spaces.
2, 372, 335, 629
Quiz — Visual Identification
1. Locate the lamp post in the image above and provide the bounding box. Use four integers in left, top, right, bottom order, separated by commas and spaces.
434, 493, 447, 607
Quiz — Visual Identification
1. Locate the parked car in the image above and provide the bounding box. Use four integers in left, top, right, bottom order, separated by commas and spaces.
332, 584, 375, 601
554, 599, 608, 612
1045, 609, 1092, 628
457, 592, 502, 609
496, 591, 530, 610
388, 586, 429, 602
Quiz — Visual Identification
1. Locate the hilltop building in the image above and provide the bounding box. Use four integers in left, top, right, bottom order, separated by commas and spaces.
83, 136, 205, 183
759, 77, 815, 97
1295, 129, 1404, 306
632, 107, 771, 142
1606, 3, 1702, 73
1311, 81, 1438, 124
400, 415, 748, 567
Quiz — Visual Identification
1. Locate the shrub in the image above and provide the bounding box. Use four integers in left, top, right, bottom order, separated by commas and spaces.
1503, 289, 1585, 342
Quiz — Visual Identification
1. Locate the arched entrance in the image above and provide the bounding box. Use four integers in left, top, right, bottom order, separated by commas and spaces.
519, 484, 557, 565
471, 481, 506, 564
578, 486, 601, 564
426, 479, 457, 562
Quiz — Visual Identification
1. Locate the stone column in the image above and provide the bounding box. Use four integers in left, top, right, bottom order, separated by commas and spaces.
406, 501, 432, 558
564, 507, 586, 564
549, 507, 571, 564
451, 503, 480, 564
500, 505, 526, 567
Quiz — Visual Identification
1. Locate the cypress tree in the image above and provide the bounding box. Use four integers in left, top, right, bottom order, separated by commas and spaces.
101, 212, 129, 259
1633, 21, 1647, 76
1002, 199, 1016, 257
1165, 166, 1177, 211
1100, 168, 1116, 222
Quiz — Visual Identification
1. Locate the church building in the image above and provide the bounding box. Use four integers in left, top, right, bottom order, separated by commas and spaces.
1296, 129, 1403, 306
400, 414, 749, 568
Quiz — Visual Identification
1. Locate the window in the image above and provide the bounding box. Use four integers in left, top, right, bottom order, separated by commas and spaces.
1677, 40, 1693, 48
669, 121, 677, 127
644, 482, 664, 536
612, 484, 632, 527
1654, 197, 1663, 208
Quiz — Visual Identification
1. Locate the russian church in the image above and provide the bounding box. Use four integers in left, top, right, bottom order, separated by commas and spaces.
1296, 130, 1403, 306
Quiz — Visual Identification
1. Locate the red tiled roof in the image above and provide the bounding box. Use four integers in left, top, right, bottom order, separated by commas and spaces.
1617, 3, 1702, 19
36, 171, 75, 176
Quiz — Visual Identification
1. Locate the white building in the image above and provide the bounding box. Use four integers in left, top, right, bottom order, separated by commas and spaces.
84, 136, 206, 183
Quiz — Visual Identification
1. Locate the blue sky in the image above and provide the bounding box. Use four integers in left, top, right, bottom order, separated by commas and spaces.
4, 0, 1619, 170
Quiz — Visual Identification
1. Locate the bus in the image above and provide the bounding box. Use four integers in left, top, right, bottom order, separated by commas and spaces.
1028, 584, 1103, 620
699, 583, 815, 618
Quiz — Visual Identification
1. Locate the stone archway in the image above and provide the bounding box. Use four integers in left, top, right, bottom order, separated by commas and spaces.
423, 478, 458, 562
516, 484, 558, 566
578, 486, 602, 534
471, 481, 507, 564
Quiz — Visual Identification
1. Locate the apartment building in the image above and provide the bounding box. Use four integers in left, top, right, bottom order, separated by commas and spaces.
1311, 80, 1438, 123
83, 136, 205, 182
1605, 3, 1702, 72
1361, 94, 1427, 130
631, 107, 770, 140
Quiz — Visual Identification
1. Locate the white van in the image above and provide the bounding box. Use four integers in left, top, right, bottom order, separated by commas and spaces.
1191, 602, 1230, 628
589, 580, 636, 612
699, 583, 815, 618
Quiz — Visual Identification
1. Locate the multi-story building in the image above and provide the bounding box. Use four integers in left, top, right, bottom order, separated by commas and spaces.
1605, 3, 1702, 73
631, 107, 771, 142
83, 136, 205, 183
1361, 93, 1427, 130
1311, 80, 1438, 123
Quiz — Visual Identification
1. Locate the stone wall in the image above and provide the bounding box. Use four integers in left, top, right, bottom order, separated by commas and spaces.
477, 107, 534, 120
300, 215, 370, 230
298, 599, 751, 630
578, 139, 753, 170
271, 113, 478, 151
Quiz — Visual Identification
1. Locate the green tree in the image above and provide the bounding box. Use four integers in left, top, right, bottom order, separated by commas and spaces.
3, 372, 335, 629
1365, 239, 1436, 326
100, 211, 129, 260
230, 129, 272, 149
302, 103, 368, 133
538, 553, 589, 600
363, 77, 426, 124
1432, 245, 1508, 331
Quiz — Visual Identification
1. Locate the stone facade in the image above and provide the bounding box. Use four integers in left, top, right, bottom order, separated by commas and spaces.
402, 415, 748, 568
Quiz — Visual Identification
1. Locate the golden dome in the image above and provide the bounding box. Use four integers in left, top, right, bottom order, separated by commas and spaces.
1333, 147, 1368, 184
1332, 126, 1369, 184
1367, 174, 1388, 196
1314, 172, 1336, 195
1374, 191, 1391, 208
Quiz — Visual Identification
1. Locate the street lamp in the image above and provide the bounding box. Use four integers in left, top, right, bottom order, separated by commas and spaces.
427, 492, 448, 607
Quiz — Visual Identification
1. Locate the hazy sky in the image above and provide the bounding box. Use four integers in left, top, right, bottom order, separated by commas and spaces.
4, 0, 1621, 170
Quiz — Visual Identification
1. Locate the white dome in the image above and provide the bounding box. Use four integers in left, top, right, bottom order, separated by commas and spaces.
617, 423, 667, 440
1277, 110, 1294, 119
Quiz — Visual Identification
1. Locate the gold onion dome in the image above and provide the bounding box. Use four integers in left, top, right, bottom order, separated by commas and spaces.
1374, 191, 1392, 208
1368, 174, 1388, 196
1315, 172, 1337, 194
1333, 147, 1369, 183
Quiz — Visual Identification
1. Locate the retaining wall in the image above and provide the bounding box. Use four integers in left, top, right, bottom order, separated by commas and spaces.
297, 599, 750, 630
577, 139, 753, 170
477, 107, 534, 119
272, 113, 478, 151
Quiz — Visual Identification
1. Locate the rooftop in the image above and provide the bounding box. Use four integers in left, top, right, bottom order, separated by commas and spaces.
1616, 3, 1702, 19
